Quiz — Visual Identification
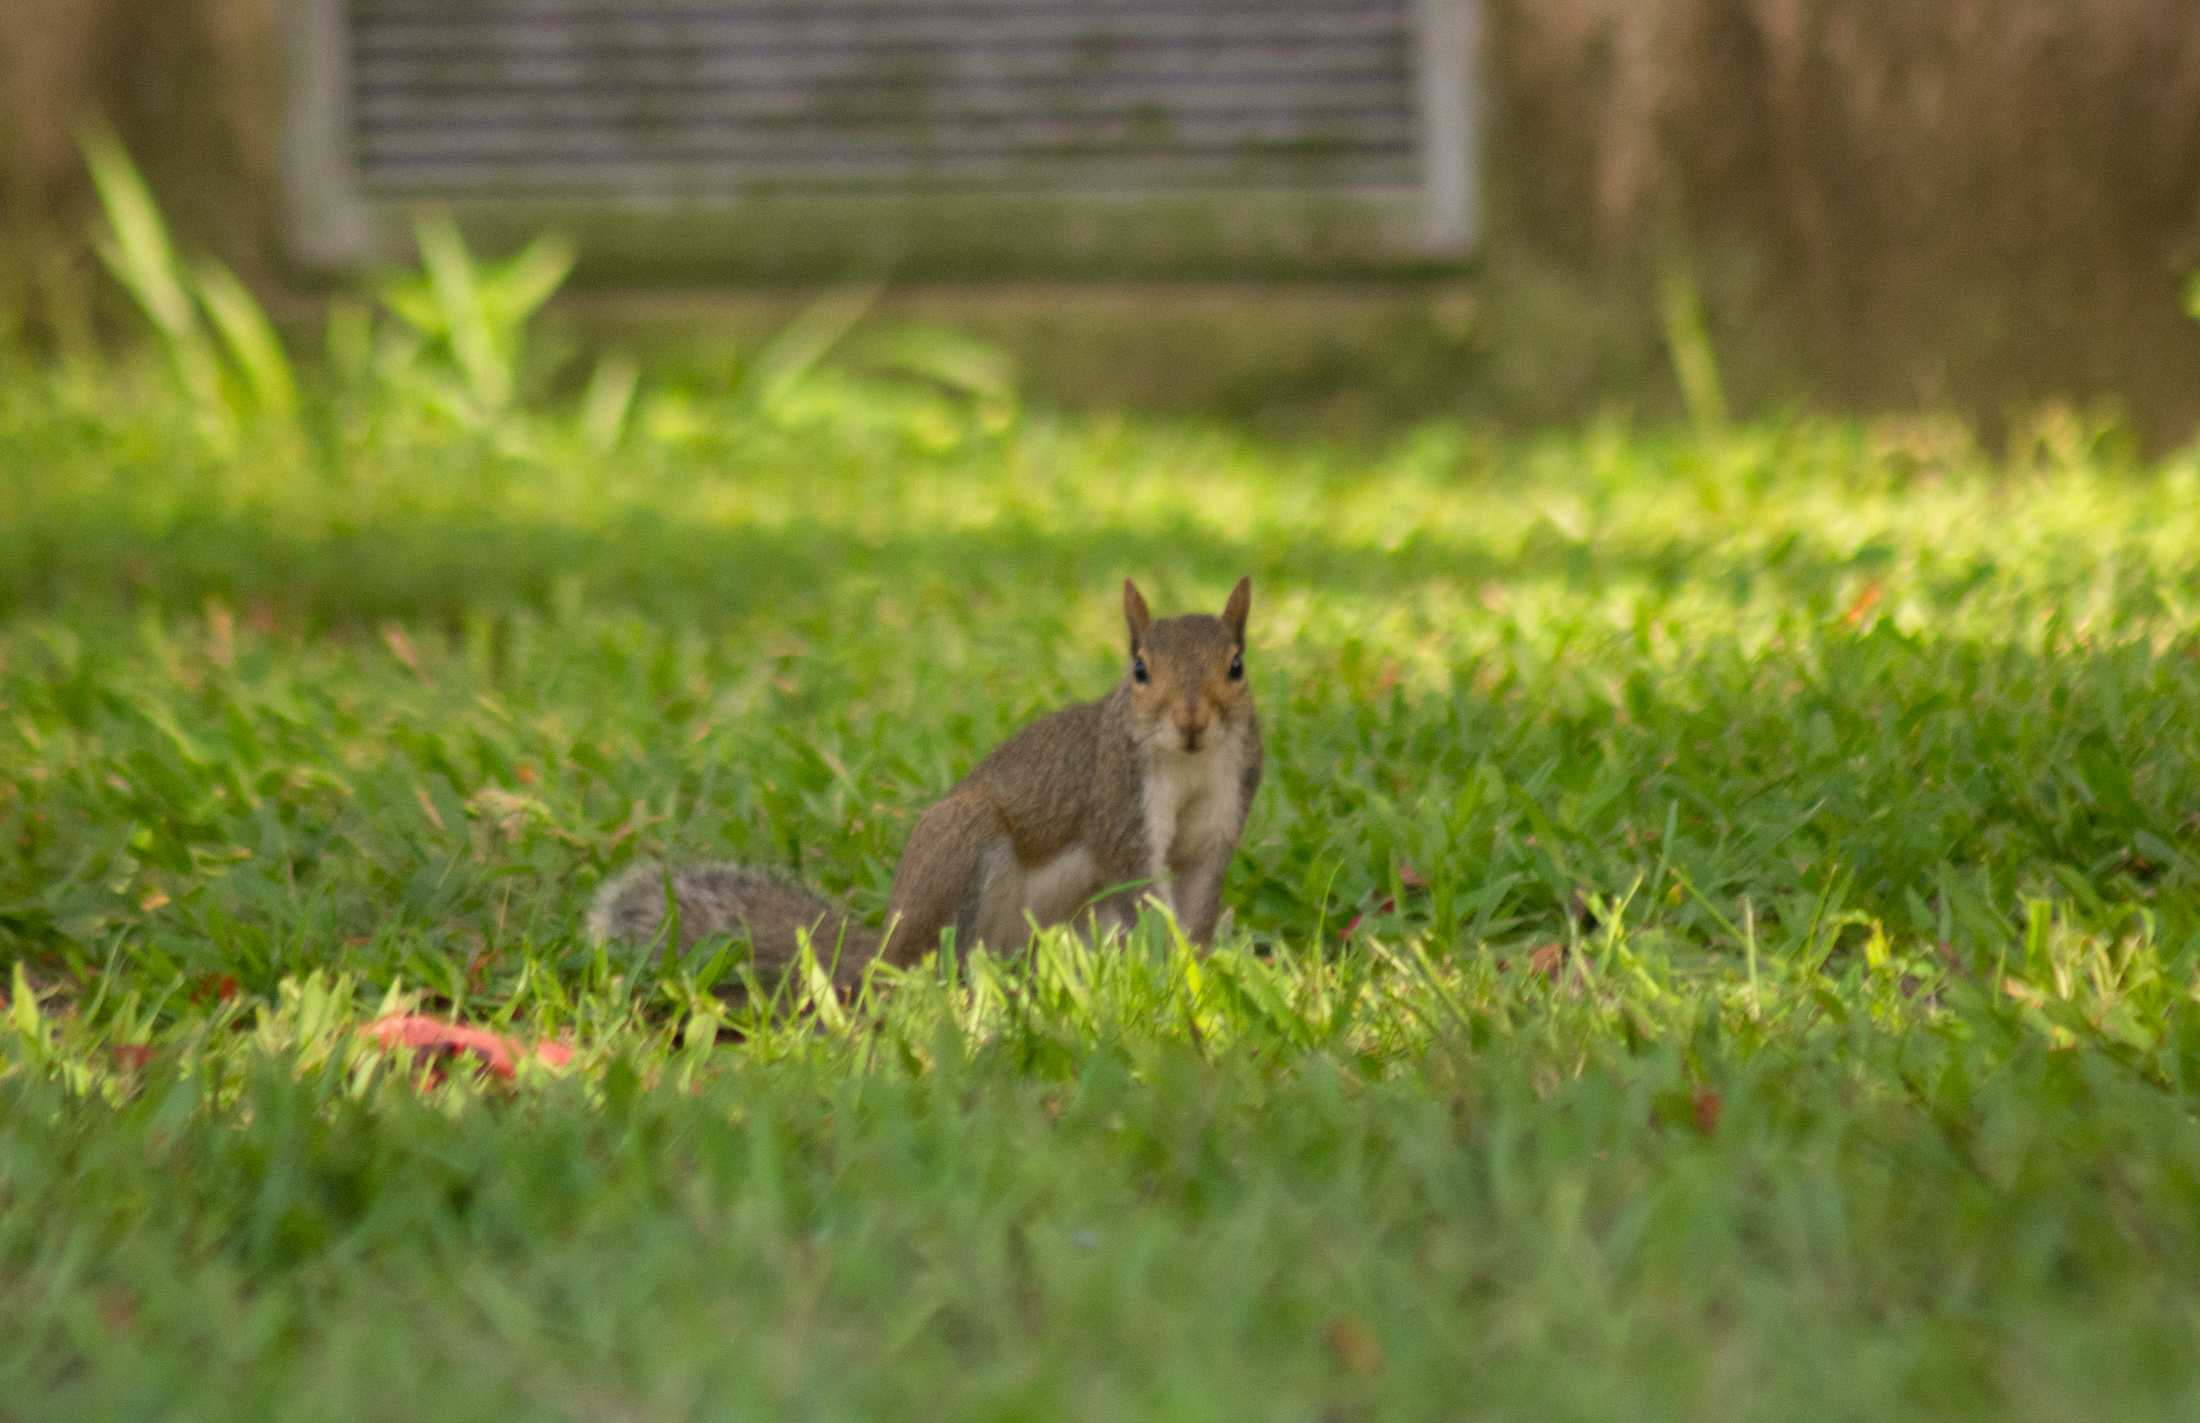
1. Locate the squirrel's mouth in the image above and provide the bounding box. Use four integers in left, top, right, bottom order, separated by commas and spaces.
1160, 724, 1215, 755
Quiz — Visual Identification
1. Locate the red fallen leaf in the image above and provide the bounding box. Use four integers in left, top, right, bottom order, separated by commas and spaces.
1692, 1087, 1723, 1135
1340, 898, 1394, 938
112, 1044, 155, 1071
1843, 581, 1883, 627
1340, 862, 1431, 937
360, 1014, 574, 1082
190, 973, 241, 1006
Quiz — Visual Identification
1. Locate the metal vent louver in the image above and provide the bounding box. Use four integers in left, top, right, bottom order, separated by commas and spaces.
283, 0, 1478, 274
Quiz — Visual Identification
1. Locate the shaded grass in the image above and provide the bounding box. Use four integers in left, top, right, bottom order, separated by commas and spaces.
5, 365, 2200, 1418
9, 1012, 2200, 1420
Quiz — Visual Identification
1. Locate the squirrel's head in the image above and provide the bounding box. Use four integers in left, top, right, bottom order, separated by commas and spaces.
1121, 576, 1253, 755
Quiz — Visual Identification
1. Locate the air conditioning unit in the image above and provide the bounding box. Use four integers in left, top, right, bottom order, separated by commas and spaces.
281, 0, 1479, 276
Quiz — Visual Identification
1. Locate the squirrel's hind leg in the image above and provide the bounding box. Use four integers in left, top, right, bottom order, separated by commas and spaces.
883, 792, 1018, 963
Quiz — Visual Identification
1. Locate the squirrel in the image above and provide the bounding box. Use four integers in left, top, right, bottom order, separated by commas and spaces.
588, 576, 1263, 993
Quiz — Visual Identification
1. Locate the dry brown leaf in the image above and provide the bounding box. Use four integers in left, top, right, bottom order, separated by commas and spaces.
205, 600, 235, 669
380, 622, 426, 679
1325, 1316, 1385, 1377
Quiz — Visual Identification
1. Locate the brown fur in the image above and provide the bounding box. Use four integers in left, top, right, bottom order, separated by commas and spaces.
589, 577, 1264, 994
585, 860, 881, 991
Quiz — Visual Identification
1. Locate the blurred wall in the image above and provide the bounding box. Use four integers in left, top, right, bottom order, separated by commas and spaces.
5, 0, 2199, 436
1495, 0, 2200, 432
0, 0, 276, 339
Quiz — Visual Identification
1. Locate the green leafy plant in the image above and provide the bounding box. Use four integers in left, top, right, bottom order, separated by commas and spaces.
1657, 257, 1728, 433
80, 126, 296, 431
373, 215, 576, 422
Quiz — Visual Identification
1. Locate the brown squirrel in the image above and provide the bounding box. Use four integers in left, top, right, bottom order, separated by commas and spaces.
589, 577, 1262, 991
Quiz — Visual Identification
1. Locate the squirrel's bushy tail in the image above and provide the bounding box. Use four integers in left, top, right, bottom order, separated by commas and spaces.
587, 861, 883, 990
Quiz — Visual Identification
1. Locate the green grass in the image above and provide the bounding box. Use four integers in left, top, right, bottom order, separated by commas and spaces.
6, 344, 2200, 1419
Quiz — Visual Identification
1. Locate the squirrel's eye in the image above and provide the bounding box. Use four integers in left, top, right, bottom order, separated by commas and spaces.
1228, 651, 1243, 681
1132, 656, 1149, 684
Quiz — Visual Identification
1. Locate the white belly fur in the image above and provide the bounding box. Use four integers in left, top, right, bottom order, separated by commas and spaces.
1142, 742, 1245, 888
1020, 846, 1104, 927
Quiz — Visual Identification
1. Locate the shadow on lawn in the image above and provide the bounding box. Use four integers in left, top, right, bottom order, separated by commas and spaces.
0, 499, 2047, 632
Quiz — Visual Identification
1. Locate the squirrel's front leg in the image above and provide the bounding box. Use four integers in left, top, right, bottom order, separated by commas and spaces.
1169, 851, 1230, 947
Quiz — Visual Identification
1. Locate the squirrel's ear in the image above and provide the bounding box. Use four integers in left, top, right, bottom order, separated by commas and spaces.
1123, 579, 1153, 644
1221, 575, 1252, 643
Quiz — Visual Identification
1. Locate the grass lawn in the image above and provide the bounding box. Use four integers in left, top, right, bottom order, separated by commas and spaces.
5, 337, 2200, 1420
